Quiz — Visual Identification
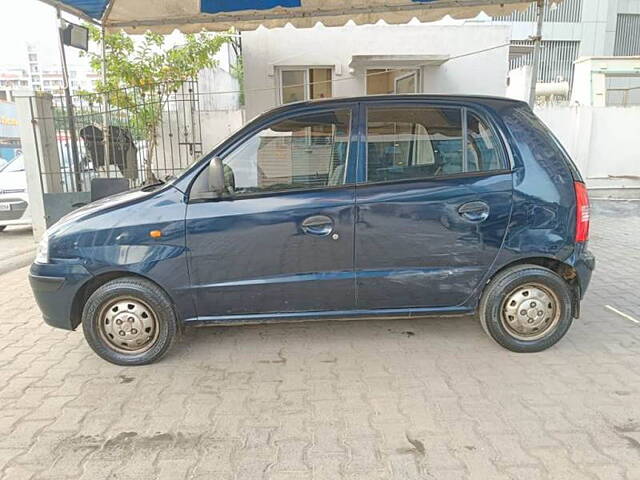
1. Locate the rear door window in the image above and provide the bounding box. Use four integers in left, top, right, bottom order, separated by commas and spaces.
364, 106, 505, 183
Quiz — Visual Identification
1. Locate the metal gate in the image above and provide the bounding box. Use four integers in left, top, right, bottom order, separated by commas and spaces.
19, 80, 203, 227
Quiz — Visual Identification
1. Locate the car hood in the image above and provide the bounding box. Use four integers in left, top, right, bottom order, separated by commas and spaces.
51, 186, 167, 234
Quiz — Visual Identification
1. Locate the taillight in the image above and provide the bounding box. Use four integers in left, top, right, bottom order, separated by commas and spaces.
574, 181, 590, 243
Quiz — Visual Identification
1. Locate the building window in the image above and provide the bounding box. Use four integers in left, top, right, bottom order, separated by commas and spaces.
509, 40, 580, 94
605, 75, 640, 107
614, 14, 640, 56
493, 0, 582, 23
280, 68, 333, 105
366, 69, 419, 95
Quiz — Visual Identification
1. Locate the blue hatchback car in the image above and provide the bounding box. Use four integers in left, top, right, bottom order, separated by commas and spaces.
29, 95, 595, 365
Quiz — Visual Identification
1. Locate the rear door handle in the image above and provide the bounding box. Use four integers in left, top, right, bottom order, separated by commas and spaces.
458, 201, 490, 223
301, 215, 334, 236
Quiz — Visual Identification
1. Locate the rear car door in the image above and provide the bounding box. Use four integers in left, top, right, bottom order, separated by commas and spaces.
186, 106, 357, 319
355, 101, 513, 310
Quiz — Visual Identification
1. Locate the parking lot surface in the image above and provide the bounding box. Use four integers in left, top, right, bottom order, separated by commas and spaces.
1, 201, 640, 480
0, 226, 34, 276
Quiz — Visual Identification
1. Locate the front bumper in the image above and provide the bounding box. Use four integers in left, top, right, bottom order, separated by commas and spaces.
0, 194, 31, 226
29, 262, 93, 330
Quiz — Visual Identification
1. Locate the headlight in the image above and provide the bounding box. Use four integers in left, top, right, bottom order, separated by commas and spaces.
35, 232, 49, 264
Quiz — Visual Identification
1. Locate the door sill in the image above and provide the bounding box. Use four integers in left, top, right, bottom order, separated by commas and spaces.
183, 306, 473, 327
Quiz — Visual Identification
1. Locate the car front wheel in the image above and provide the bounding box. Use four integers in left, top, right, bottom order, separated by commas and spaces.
479, 264, 573, 353
81, 277, 177, 365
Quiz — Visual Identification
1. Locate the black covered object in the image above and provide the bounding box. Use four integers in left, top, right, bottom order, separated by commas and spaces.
80, 125, 138, 180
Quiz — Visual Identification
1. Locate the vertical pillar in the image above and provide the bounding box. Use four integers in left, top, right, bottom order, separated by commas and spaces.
56, 7, 82, 191
15, 91, 61, 241
529, 0, 545, 107
101, 24, 111, 176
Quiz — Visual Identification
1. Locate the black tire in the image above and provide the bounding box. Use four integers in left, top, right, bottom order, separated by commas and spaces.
82, 277, 177, 365
479, 264, 573, 353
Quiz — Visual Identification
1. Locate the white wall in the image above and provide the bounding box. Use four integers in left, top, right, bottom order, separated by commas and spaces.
242, 23, 511, 118
536, 105, 640, 196
155, 109, 244, 173
506, 65, 532, 102
197, 69, 241, 111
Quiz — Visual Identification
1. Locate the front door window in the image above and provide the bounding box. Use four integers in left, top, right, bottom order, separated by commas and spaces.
221, 109, 352, 195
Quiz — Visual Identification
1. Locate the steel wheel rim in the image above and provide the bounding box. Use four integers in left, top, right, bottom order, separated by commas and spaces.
98, 296, 159, 354
500, 283, 561, 341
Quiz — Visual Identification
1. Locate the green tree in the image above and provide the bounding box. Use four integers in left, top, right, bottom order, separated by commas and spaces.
83, 26, 228, 182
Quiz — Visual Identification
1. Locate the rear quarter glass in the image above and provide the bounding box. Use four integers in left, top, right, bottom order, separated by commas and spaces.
503, 104, 583, 182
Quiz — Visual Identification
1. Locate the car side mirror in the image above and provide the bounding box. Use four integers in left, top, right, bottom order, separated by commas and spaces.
208, 157, 226, 196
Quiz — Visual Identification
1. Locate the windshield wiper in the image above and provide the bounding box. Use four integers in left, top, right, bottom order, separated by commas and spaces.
141, 180, 165, 192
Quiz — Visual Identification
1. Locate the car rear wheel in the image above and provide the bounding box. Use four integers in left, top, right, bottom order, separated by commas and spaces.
479, 264, 573, 353
82, 277, 177, 365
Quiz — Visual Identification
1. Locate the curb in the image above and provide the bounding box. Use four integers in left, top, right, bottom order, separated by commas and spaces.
0, 250, 35, 277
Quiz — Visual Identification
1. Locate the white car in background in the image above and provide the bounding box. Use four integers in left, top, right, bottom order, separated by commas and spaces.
0, 155, 31, 231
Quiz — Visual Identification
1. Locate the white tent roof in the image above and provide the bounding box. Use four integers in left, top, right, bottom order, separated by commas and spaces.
42, 0, 535, 33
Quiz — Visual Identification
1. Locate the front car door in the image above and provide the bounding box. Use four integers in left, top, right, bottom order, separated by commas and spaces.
185, 106, 358, 321
355, 101, 513, 311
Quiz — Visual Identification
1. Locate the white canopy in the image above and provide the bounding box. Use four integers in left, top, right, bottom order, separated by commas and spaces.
42, 0, 535, 33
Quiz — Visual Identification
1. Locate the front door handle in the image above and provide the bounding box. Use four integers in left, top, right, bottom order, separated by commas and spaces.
458, 201, 490, 223
301, 215, 334, 236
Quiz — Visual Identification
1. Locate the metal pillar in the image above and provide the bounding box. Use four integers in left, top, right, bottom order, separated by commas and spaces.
528, 0, 545, 107
56, 7, 83, 191
101, 24, 111, 176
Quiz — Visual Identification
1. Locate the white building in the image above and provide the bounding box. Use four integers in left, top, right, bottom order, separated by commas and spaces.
0, 42, 98, 101
492, 0, 640, 102
240, 1, 640, 114
242, 22, 511, 119
571, 56, 640, 106
0, 68, 30, 101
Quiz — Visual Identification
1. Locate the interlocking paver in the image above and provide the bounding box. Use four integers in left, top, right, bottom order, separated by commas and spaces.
1, 200, 640, 479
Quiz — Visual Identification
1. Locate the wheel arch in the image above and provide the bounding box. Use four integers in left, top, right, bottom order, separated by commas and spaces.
70, 270, 177, 330
482, 256, 581, 318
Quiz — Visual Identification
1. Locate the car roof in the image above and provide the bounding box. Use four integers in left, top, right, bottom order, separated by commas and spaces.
251, 94, 528, 124
274, 93, 526, 110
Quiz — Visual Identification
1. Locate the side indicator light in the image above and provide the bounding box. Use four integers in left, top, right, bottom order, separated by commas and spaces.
149, 230, 162, 239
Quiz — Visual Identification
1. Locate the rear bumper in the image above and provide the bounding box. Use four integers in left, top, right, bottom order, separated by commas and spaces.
574, 247, 596, 299
29, 262, 93, 330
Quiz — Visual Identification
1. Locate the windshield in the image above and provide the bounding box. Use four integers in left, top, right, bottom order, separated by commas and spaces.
0, 155, 24, 173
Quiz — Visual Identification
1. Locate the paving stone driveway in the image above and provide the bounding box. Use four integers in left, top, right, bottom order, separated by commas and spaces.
1, 201, 640, 480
